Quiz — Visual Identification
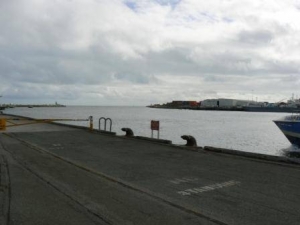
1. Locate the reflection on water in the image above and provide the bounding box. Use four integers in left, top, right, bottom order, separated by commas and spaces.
4, 106, 296, 156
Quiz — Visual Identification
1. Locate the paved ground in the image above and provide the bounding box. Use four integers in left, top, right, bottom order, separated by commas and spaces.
1, 115, 300, 225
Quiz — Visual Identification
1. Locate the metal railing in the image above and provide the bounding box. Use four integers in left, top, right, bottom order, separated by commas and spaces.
99, 117, 112, 132
0, 116, 93, 131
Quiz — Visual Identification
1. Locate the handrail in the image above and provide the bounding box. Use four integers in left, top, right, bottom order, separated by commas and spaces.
0, 116, 93, 131
99, 117, 112, 132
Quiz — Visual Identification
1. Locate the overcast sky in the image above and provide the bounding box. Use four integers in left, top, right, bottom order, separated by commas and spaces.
1, 0, 300, 105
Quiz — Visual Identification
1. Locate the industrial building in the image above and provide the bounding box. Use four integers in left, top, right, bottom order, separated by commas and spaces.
200, 98, 257, 108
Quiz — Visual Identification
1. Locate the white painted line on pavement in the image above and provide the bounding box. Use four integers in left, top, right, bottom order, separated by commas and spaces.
169, 177, 199, 185
177, 180, 241, 196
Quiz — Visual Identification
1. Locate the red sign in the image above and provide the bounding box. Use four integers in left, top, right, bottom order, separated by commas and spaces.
151, 120, 160, 130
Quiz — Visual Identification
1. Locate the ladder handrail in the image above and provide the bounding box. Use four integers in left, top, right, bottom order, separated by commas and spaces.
99, 117, 112, 132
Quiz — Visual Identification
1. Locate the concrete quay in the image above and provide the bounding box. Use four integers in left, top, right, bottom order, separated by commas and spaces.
1, 115, 300, 225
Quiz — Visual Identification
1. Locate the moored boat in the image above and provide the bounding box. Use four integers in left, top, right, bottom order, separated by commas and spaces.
274, 114, 300, 146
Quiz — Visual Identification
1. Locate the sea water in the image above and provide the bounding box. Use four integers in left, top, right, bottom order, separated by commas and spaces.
4, 106, 298, 156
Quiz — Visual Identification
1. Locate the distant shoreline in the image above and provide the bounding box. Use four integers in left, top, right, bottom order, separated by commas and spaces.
147, 105, 300, 113
1, 104, 66, 108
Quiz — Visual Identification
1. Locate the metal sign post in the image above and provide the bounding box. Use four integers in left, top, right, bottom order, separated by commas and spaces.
151, 120, 160, 139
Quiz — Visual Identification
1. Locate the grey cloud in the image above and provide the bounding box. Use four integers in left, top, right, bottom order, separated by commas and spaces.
280, 74, 300, 82
113, 72, 159, 84
1, 0, 300, 105
125, 0, 181, 10
155, 0, 181, 6
3, 83, 80, 102
238, 29, 273, 45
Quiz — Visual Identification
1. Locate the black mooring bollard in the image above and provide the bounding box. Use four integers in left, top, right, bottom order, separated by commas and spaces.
121, 128, 134, 137
181, 135, 197, 147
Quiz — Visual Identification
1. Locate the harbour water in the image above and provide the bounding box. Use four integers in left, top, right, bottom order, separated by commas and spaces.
4, 106, 299, 156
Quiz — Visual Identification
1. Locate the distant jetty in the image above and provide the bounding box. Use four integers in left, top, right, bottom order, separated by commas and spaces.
1, 102, 66, 109
148, 98, 300, 113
